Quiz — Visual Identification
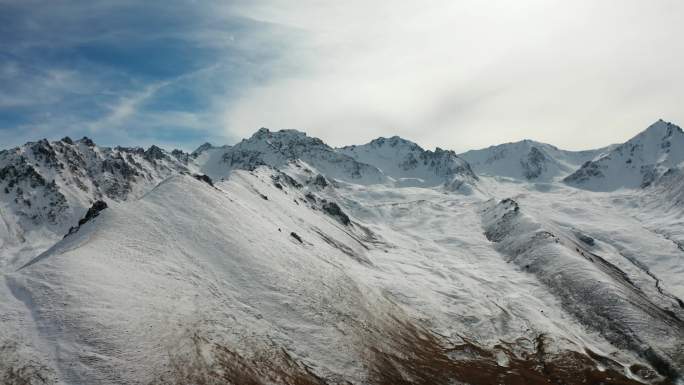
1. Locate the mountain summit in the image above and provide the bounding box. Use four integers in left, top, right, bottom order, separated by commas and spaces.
459, 139, 613, 182
339, 135, 478, 190
565, 120, 684, 190
195, 128, 387, 184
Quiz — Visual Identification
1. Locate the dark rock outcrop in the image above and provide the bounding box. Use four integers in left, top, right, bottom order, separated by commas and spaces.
144, 145, 166, 162
192, 174, 214, 187
321, 201, 351, 226
311, 174, 329, 187
65, 200, 108, 237
80, 137, 95, 147
290, 232, 303, 243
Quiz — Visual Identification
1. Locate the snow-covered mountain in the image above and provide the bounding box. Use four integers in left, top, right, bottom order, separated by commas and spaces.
195, 128, 387, 185
2, 123, 684, 385
565, 120, 684, 190
339, 136, 478, 191
459, 139, 613, 182
0, 137, 190, 268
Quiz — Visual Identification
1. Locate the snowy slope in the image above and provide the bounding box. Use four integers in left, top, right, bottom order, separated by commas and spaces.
338, 136, 478, 191
0, 137, 190, 269
3, 172, 388, 384
565, 120, 684, 190
459, 139, 613, 182
2, 123, 684, 384
4, 170, 679, 384
482, 196, 684, 378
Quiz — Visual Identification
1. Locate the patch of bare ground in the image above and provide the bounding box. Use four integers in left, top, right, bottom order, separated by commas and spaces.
366, 317, 671, 385
150, 319, 672, 385
0, 342, 55, 385
149, 332, 331, 385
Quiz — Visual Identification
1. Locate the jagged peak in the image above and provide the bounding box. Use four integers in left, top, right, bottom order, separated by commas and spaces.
77, 136, 96, 147
368, 136, 422, 149
241, 127, 325, 148
637, 119, 683, 138
249, 127, 309, 139
192, 142, 214, 155
144, 145, 166, 161
60, 136, 74, 145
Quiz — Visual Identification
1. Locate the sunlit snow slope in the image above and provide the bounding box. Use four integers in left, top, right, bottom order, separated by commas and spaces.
2, 121, 684, 385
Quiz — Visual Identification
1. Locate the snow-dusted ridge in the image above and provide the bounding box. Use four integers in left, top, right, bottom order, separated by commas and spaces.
565, 119, 684, 191
2, 122, 684, 384
338, 135, 478, 191
459, 139, 615, 182
0, 137, 191, 269
194, 128, 387, 185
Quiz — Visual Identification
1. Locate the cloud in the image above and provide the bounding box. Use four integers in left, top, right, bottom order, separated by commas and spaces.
224, 0, 684, 151
0, 0, 297, 150
2, 0, 684, 152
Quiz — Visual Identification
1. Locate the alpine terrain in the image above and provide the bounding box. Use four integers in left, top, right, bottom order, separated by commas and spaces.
1, 121, 683, 385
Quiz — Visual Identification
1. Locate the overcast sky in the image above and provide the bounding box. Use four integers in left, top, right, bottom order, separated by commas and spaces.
1, 0, 683, 152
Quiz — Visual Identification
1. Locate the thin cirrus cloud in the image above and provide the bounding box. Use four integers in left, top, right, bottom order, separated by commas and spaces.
1, 0, 683, 152
0, 0, 299, 150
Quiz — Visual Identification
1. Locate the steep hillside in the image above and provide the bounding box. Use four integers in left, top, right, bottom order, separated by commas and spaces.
482, 197, 684, 378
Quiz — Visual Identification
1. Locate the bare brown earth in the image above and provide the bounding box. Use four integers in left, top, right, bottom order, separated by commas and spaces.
148, 319, 671, 385
0, 342, 55, 385
1, 320, 672, 385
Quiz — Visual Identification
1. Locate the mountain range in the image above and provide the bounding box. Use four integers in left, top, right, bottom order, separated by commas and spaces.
1, 120, 683, 385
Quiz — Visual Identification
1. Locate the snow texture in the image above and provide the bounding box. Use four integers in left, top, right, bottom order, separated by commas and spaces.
2, 121, 684, 384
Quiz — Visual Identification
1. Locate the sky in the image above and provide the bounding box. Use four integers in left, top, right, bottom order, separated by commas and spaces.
1, 0, 683, 152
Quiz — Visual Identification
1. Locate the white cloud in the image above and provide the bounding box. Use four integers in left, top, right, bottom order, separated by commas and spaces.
223, 0, 684, 151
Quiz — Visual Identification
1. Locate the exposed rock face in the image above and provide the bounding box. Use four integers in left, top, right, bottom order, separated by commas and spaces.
521, 147, 548, 179
60, 136, 74, 145
311, 174, 329, 188
79, 200, 108, 225
0, 137, 188, 245
171, 149, 190, 163
65, 200, 108, 237
321, 201, 351, 226
192, 174, 214, 186
144, 145, 166, 162
271, 172, 302, 189
79, 137, 95, 147
564, 160, 605, 184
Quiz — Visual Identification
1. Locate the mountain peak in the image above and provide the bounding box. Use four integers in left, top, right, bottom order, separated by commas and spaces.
366, 136, 421, 150
339, 136, 477, 189
250, 127, 309, 140
192, 142, 213, 155
640, 119, 683, 138
78, 136, 96, 147
564, 119, 684, 190
459, 139, 603, 181
196, 127, 385, 184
